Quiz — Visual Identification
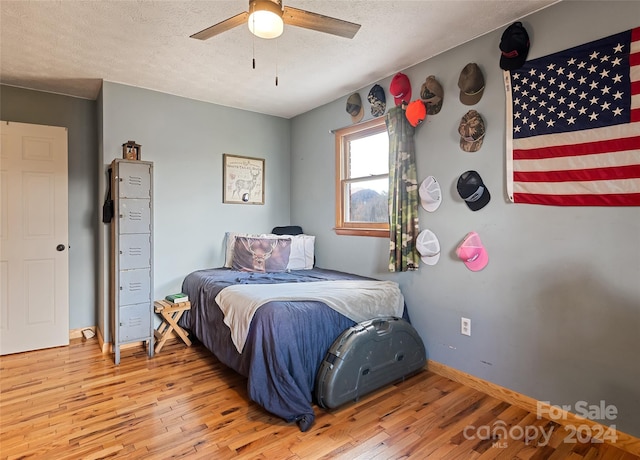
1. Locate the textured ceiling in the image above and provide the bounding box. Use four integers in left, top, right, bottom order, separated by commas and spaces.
0, 0, 559, 119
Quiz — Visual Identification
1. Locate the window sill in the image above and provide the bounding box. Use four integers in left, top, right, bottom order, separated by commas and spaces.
334, 228, 389, 238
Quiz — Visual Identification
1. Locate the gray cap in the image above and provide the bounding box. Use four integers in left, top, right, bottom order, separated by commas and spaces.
346, 93, 364, 123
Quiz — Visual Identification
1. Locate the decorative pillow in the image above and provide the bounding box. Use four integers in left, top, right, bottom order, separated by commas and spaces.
286, 234, 315, 270
224, 232, 265, 268
224, 232, 315, 270
232, 237, 292, 272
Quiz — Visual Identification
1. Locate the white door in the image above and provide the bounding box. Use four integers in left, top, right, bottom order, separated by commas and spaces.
0, 121, 69, 355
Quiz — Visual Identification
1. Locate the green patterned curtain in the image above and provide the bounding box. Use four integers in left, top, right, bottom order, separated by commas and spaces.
385, 106, 420, 272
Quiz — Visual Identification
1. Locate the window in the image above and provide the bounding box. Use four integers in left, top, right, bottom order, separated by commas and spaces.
334, 117, 389, 237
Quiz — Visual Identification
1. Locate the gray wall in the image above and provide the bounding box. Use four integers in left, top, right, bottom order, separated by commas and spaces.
0, 85, 99, 330
98, 81, 292, 342
290, 1, 640, 436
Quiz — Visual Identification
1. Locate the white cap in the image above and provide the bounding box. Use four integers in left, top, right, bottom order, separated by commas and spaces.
419, 176, 442, 212
416, 229, 440, 265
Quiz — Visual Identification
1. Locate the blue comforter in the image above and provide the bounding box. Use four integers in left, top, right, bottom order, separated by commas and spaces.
180, 267, 386, 431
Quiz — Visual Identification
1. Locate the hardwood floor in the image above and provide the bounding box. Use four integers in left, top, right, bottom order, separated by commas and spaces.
1, 338, 637, 460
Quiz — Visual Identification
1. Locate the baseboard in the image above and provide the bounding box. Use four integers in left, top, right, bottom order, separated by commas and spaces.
69, 326, 96, 340
69, 326, 109, 352
98, 331, 180, 354
98, 340, 148, 354
427, 360, 640, 457
96, 327, 109, 353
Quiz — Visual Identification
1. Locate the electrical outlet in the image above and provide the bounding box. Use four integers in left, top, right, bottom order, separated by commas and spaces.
461, 317, 471, 336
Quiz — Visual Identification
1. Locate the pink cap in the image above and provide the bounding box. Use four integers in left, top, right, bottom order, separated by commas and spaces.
456, 232, 488, 271
390, 73, 412, 106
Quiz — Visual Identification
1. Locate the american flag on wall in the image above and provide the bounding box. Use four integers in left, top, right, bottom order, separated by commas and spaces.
504, 27, 640, 206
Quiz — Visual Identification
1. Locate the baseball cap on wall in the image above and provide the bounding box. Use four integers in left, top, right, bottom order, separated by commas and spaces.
416, 229, 441, 266
406, 100, 426, 127
420, 76, 444, 115
458, 63, 485, 105
419, 176, 442, 212
499, 21, 530, 70
368, 84, 386, 117
457, 170, 491, 211
346, 92, 364, 123
456, 232, 488, 271
390, 73, 412, 106
458, 110, 486, 152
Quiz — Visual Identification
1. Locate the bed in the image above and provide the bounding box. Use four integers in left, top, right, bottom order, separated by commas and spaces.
178, 228, 407, 431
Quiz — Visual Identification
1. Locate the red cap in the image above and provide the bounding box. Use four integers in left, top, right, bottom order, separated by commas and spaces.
390, 73, 412, 106
405, 100, 426, 127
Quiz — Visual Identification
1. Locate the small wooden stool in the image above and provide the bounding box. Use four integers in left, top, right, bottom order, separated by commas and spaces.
153, 299, 192, 353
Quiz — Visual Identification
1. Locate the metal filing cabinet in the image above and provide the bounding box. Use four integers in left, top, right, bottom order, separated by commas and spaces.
110, 159, 154, 364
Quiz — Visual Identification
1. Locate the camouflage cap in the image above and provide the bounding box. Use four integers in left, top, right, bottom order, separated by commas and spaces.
367, 84, 386, 117
420, 76, 444, 115
458, 110, 486, 152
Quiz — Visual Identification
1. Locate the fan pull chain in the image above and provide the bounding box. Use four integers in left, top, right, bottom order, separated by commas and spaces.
275, 39, 279, 86
252, 3, 256, 69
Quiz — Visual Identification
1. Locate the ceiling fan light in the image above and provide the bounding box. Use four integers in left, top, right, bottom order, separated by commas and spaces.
248, 0, 284, 39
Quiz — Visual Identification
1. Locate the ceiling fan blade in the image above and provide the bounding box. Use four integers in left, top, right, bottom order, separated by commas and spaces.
283, 7, 361, 39
190, 12, 249, 40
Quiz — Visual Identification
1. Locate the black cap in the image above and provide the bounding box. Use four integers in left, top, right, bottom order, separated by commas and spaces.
499, 22, 530, 71
457, 170, 491, 211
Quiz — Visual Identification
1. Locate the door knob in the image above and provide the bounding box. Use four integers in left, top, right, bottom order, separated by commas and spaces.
56, 244, 66, 251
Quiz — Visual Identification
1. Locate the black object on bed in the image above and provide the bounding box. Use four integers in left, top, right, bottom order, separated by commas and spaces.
271, 225, 304, 236
179, 266, 409, 432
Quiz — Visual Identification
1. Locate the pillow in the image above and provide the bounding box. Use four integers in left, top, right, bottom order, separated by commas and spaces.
232, 237, 291, 272
224, 232, 250, 268
286, 234, 315, 270
225, 232, 315, 270
224, 232, 265, 268
272, 225, 303, 235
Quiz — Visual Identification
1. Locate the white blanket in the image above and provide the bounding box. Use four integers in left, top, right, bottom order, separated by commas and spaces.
215, 280, 404, 353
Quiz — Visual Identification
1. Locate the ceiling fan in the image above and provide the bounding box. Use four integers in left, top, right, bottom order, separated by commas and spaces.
190, 0, 361, 41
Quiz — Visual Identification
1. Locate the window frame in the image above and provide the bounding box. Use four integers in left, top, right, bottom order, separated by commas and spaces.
334, 117, 389, 238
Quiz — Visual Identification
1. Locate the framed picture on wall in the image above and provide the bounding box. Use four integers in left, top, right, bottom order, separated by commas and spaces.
223, 154, 265, 205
